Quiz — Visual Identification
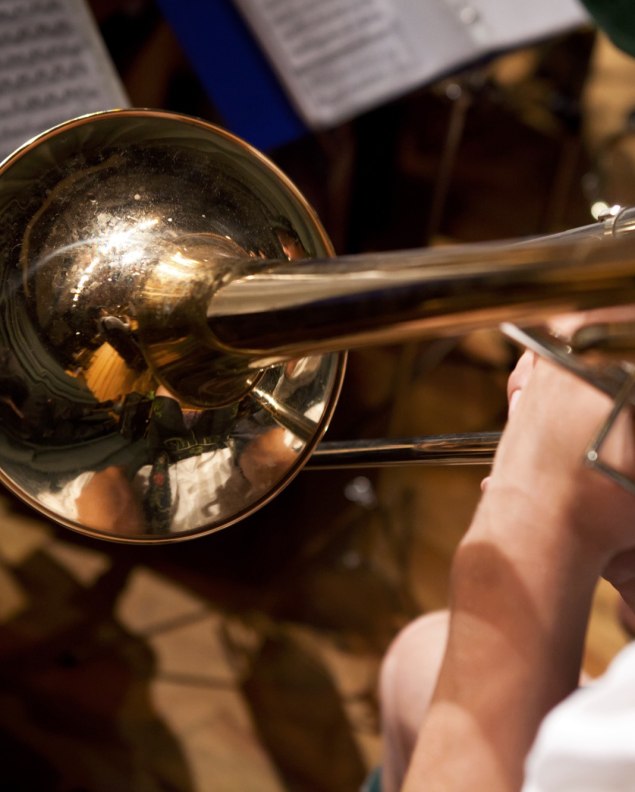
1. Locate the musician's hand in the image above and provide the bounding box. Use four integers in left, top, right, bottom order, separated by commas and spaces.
487, 354, 635, 560
503, 325, 635, 607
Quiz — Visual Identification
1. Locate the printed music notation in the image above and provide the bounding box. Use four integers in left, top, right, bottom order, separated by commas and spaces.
233, 0, 589, 129
0, 0, 127, 162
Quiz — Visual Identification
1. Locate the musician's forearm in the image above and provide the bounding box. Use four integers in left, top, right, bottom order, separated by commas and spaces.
402, 488, 603, 792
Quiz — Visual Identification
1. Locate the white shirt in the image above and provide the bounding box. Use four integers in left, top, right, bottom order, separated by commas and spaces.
524, 641, 635, 791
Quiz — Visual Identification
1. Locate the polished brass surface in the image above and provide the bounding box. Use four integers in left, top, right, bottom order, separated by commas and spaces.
308, 432, 501, 469
3, 109, 635, 544
0, 109, 344, 543
208, 210, 635, 361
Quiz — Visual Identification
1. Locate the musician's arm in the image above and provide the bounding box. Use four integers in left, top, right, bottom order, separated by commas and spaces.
403, 357, 635, 791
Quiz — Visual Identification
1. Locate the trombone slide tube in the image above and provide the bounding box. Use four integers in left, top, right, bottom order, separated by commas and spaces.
309, 432, 501, 469
207, 213, 635, 367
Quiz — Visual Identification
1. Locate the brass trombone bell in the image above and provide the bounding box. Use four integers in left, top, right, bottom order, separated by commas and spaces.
2, 108, 635, 544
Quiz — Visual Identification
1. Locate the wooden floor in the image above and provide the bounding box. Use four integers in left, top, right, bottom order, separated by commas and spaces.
0, 21, 635, 792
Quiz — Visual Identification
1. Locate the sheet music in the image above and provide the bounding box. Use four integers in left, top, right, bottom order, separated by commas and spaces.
233, 0, 589, 128
0, 0, 128, 162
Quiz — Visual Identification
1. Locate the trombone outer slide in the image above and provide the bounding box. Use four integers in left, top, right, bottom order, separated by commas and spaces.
308, 431, 501, 469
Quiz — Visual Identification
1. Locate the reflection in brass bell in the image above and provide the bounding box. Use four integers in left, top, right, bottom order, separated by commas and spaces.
0, 109, 345, 543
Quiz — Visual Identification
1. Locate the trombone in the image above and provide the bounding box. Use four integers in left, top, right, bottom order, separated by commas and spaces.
1, 108, 635, 543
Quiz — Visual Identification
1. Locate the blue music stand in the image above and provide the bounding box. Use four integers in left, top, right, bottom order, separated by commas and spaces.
157, 0, 308, 151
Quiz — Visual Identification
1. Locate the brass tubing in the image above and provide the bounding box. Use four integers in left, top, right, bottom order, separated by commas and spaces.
6, 108, 635, 543
206, 214, 635, 368
309, 432, 501, 469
